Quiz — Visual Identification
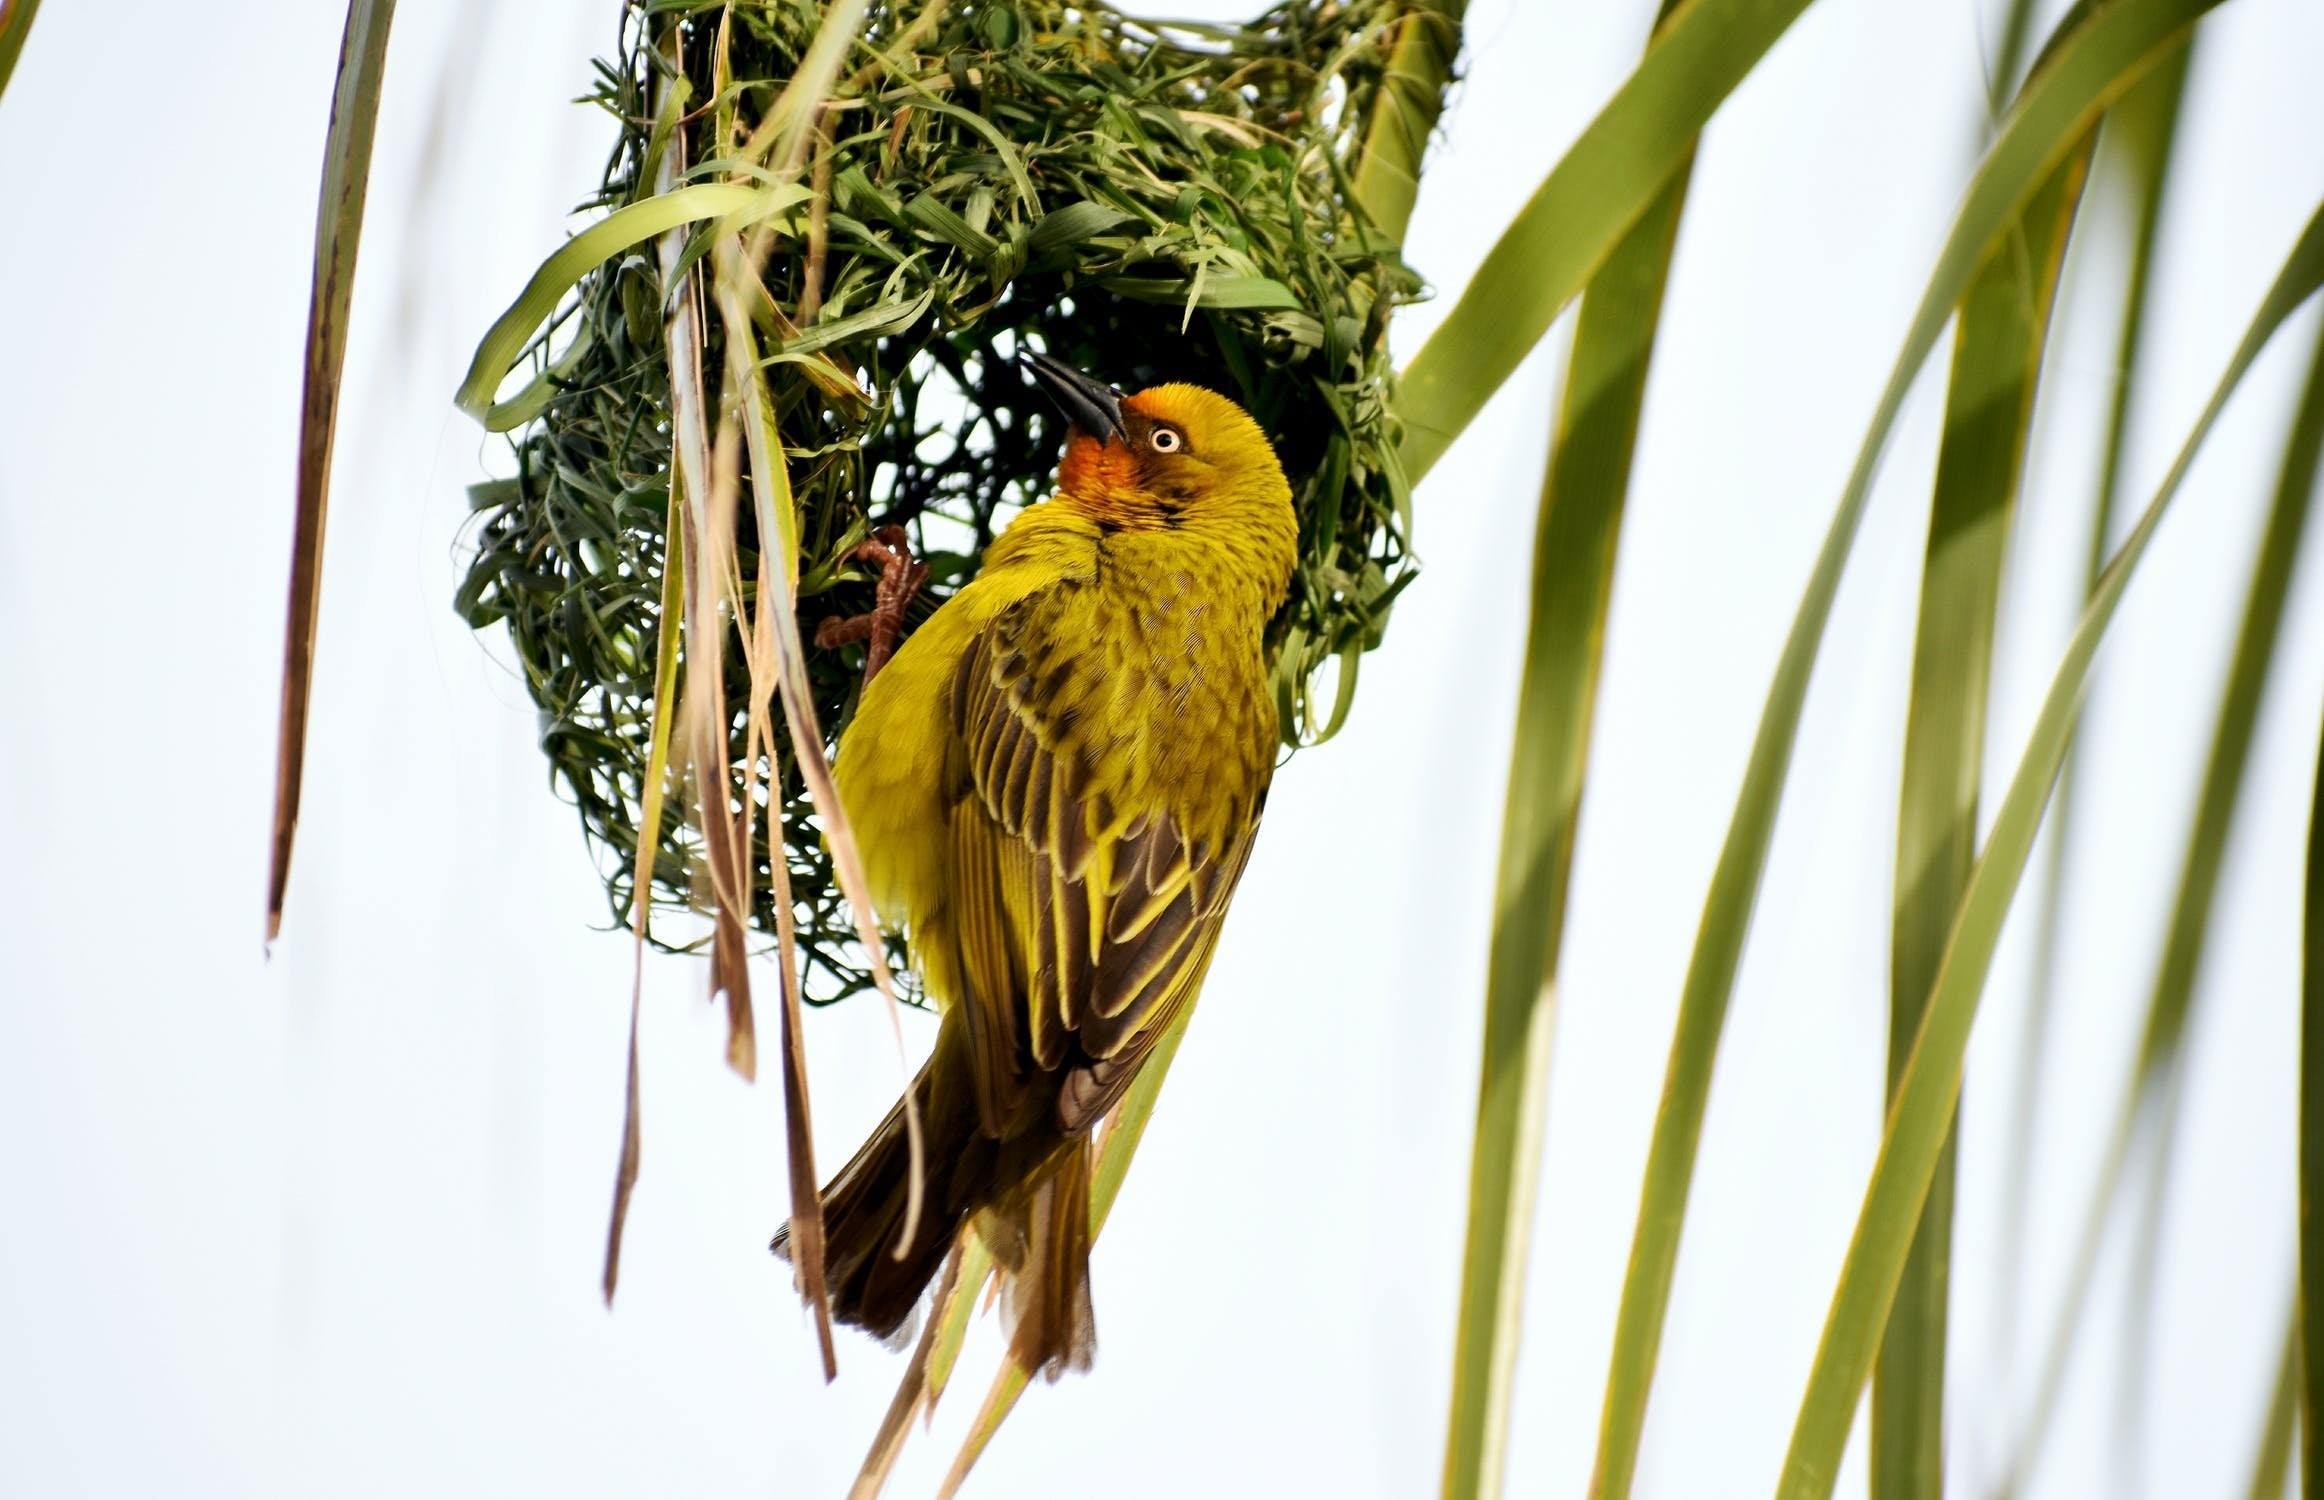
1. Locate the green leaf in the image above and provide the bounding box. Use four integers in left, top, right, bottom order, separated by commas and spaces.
1593, 1, 2221, 1490
0, 0, 42, 102
1026, 199, 1135, 255
923, 1232, 993, 1408
1350, 0, 1467, 242
1440, 133, 1694, 1500
1394, 0, 1826, 483
901, 190, 1001, 259
2000, 261, 2324, 1500
1098, 273, 1305, 312
1983, 0, 2046, 117
2248, 1310, 2299, 1500
1429, 5, 1701, 1491
1999, 31, 2193, 1430
891, 96, 1041, 214
1873, 125, 2094, 1500
1777, 195, 2324, 1499
2119, 275, 2324, 1472
2306, 658, 2324, 1498
773, 286, 934, 359
268, 0, 397, 944
936, 1012, 1195, 1494
452, 180, 798, 425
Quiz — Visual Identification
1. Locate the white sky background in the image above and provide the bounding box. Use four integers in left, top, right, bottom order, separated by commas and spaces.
4, 0, 2323, 1494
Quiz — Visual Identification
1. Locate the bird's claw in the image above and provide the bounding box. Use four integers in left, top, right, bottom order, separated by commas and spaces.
815, 525, 926, 683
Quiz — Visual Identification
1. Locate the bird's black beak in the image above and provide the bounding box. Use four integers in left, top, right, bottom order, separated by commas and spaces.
1020, 350, 1127, 443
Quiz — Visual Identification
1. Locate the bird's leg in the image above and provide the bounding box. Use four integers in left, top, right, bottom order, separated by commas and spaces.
813, 525, 927, 684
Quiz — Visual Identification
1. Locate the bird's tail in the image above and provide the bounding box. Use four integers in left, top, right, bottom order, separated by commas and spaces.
773, 1023, 977, 1344
982, 1135, 1097, 1380
772, 1021, 1096, 1378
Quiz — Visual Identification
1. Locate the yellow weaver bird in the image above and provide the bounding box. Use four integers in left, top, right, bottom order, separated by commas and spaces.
776, 354, 1296, 1378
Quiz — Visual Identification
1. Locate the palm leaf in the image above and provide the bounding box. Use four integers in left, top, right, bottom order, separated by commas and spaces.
2117, 275, 2324, 1470
604, 472, 689, 1305
2248, 1309, 2300, 1500
2000, 279, 2324, 1497
1393, 0, 1825, 484
933, 1014, 1195, 1495
1593, 3, 2219, 1491
2305, 674, 2324, 1494
1451, 63, 1695, 1500
1873, 117, 2094, 1500
266, 0, 398, 942
1999, 30, 2193, 1401
0, 0, 40, 101
452, 180, 803, 425
1777, 194, 2324, 1498
1352, 0, 1467, 241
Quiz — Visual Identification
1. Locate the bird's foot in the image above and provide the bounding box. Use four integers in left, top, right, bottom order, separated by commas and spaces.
813, 525, 927, 683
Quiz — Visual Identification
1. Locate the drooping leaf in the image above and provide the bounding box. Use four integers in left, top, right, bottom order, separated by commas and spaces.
1778, 195, 2324, 1499
1983, 0, 2045, 118
267, 0, 398, 943
2247, 1308, 2299, 1500
1594, 3, 2223, 1493
1997, 28, 2193, 1412
1350, 0, 1467, 242
2304, 664, 2324, 1495
1394, 0, 1828, 482
0, 0, 42, 102
935, 1014, 1196, 1495
452, 180, 803, 426
1438, 2, 1699, 1491
2000, 269, 2324, 1500
1873, 121, 2094, 1500
604, 470, 688, 1307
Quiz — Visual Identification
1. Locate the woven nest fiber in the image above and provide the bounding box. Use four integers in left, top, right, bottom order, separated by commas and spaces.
459, 0, 1424, 1005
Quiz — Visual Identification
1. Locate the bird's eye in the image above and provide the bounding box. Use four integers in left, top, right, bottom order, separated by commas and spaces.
1148, 427, 1182, 453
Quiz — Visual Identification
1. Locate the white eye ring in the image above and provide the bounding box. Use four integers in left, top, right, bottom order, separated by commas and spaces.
1149, 428, 1182, 453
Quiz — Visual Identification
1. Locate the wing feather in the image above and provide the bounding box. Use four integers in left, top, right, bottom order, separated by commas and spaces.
938, 587, 1267, 1138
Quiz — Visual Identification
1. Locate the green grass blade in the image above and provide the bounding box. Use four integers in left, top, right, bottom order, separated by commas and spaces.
2084, 41, 2196, 594
1449, 23, 1696, 1491
1999, 285, 2324, 1500
2250, 1308, 2300, 1500
266, 0, 398, 943
924, 1231, 993, 1409
0, 0, 40, 102
2000, 30, 2193, 1403
1591, 4, 2218, 1492
2121, 280, 2324, 1473
452, 180, 797, 425
1874, 131, 2094, 1500
1778, 196, 2324, 1500
2306, 678, 2324, 1499
1984, 0, 2044, 118
934, 1013, 1194, 1494
1393, 0, 1826, 483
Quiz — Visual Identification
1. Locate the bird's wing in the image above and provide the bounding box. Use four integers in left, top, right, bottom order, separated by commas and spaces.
944, 585, 1265, 1137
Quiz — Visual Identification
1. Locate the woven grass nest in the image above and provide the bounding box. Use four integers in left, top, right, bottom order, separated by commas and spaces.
458, 0, 1424, 1005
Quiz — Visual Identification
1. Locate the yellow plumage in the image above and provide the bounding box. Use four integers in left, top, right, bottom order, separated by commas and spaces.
804, 372, 1296, 1377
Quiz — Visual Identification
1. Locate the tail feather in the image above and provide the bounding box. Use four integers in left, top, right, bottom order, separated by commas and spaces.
993, 1139, 1096, 1380
773, 1028, 980, 1342
772, 1018, 1097, 1375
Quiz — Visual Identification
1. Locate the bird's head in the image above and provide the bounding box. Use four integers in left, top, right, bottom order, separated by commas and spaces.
1021, 353, 1296, 547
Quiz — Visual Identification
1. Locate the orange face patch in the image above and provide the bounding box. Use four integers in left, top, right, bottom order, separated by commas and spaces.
1057, 429, 1138, 504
